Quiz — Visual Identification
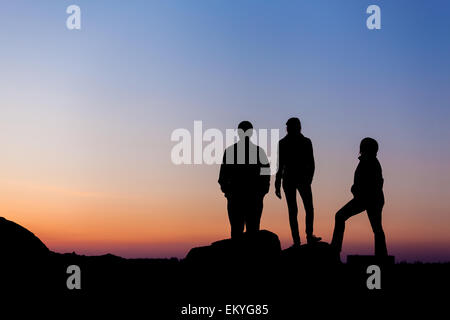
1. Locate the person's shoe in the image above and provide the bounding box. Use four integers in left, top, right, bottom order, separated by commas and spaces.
307, 235, 322, 244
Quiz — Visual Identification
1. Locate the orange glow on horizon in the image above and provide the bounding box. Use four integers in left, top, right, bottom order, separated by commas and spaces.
2, 175, 450, 262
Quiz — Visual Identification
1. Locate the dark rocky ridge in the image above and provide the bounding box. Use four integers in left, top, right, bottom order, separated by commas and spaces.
0, 216, 50, 259
0, 216, 447, 315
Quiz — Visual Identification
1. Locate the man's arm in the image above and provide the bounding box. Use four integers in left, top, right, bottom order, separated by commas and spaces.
275, 141, 283, 192
307, 138, 315, 184
258, 147, 271, 195
218, 150, 229, 195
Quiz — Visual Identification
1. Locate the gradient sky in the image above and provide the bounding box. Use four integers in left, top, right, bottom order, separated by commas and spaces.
1, 1, 450, 262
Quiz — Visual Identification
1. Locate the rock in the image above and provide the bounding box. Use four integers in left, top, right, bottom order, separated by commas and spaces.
184, 230, 281, 265
281, 241, 338, 266
0, 217, 50, 260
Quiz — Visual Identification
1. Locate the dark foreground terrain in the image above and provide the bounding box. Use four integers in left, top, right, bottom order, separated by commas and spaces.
1, 217, 448, 317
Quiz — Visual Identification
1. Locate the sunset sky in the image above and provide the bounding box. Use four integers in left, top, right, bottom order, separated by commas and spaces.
1, 1, 449, 262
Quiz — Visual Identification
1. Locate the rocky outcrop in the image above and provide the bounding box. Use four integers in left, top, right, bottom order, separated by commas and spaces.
0, 217, 50, 260
184, 230, 281, 265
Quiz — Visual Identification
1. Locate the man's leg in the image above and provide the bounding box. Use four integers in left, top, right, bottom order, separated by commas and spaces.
227, 196, 245, 239
255, 195, 264, 231
331, 199, 365, 253
367, 203, 388, 257
244, 195, 256, 234
284, 185, 301, 246
298, 184, 315, 239
245, 195, 264, 234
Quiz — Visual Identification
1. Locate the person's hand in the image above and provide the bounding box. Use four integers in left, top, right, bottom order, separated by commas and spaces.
275, 188, 282, 199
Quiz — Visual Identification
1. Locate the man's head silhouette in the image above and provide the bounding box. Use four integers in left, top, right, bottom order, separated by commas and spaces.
286, 117, 301, 135
237, 121, 253, 140
360, 137, 378, 156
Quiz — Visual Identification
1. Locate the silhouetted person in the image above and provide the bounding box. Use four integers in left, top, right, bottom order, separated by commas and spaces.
219, 121, 270, 239
331, 137, 388, 259
275, 117, 321, 246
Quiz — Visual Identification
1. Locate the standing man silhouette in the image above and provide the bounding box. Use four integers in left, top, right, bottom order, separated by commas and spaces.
219, 121, 270, 239
275, 117, 321, 246
331, 137, 388, 259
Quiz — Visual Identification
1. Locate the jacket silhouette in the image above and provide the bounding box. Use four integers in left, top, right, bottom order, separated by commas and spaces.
351, 154, 384, 202
331, 137, 388, 258
275, 132, 315, 186
275, 117, 321, 246
219, 121, 270, 238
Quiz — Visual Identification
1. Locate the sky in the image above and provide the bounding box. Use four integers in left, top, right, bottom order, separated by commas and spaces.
1, 1, 450, 262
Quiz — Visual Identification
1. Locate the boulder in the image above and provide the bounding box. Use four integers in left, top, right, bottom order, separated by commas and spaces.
184, 230, 281, 265
281, 241, 338, 266
0, 217, 50, 260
